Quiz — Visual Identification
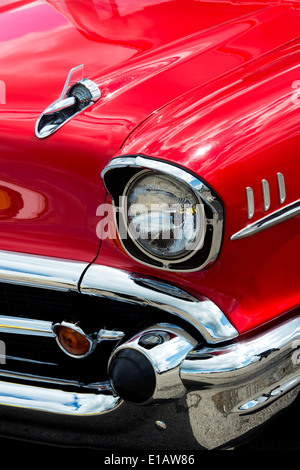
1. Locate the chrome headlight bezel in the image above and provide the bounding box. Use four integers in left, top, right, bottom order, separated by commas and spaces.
101, 155, 224, 272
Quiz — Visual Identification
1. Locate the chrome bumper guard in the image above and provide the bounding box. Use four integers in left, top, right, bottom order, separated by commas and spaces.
0, 250, 299, 449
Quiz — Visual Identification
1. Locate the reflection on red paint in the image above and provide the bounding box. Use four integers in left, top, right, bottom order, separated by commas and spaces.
0, 181, 46, 221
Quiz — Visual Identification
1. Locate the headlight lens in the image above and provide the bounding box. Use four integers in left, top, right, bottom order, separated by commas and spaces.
122, 171, 206, 263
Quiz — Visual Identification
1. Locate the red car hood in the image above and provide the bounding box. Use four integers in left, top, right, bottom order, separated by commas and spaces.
0, 0, 299, 262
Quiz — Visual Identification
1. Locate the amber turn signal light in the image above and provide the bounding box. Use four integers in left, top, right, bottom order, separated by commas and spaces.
53, 322, 93, 358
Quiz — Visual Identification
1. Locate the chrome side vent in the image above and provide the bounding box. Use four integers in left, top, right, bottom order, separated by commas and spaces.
245, 172, 287, 220
35, 65, 101, 139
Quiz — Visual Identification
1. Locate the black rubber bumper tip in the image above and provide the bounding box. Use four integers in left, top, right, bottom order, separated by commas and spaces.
109, 348, 156, 403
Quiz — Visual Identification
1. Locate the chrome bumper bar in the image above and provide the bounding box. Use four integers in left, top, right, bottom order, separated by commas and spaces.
181, 314, 300, 413
0, 313, 299, 413
80, 264, 237, 344
0, 313, 299, 449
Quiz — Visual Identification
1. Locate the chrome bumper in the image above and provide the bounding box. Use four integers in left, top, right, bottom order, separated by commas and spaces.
0, 314, 299, 449
182, 314, 300, 448
182, 314, 300, 413
0, 250, 299, 449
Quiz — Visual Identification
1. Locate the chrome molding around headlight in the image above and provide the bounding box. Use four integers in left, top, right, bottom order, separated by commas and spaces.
101, 156, 221, 213
101, 155, 224, 272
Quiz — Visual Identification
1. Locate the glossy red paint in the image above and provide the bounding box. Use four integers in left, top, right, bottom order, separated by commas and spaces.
95, 8, 300, 335
0, 1, 299, 334
0, 0, 269, 261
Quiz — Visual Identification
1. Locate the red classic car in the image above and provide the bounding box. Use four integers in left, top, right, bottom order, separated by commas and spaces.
0, 0, 299, 451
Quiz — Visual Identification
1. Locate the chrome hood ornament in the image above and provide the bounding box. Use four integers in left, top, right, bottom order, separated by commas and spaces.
35, 64, 101, 139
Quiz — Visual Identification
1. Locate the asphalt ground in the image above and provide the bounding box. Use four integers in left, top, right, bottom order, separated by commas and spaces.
0, 393, 299, 458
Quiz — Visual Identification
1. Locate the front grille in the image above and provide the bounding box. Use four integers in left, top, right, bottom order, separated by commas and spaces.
0, 282, 73, 319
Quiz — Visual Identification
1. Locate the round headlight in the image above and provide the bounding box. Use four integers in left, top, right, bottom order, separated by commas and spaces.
122, 171, 206, 264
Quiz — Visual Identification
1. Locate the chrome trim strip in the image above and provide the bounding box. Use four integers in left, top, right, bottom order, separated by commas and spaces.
246, 187, 254, 219
231, 199, 300, 240
277, 172, 286, 204
0, 316, 125, 342
80, 264, 238, 344
98, 329, 125, 341
0, 380, 120, 415
0, 250, 88, 291
0, 369, 78, 386
261, 179, 270, 212
0, 316, 54, 337
238, 376, 300, 412
0, 367, 112, 392
181, 314, 300, 413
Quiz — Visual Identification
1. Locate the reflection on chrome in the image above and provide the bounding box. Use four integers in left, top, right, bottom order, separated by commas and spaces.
0, 316, 54, 337
238, 376, 300, 411
0, 249, 88, 291
0, 381, 120, 415
35, 65, 101, 139
108, 324, 197, 404
181, 314, 300, 412
80, 264, 238, 344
